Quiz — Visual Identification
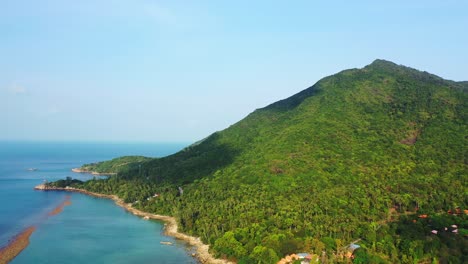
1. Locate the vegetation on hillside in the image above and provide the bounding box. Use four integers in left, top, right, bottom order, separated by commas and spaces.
80, 156, 151, 173
64, 60, 467, 263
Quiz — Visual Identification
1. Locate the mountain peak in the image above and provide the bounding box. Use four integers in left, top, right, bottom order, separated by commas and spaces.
369, 59, 398, 67
365, 59, 403, 71
261, 59, 420, 112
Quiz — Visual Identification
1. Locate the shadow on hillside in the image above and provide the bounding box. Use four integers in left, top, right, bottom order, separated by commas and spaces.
261, 84, 320, 111
120, 133, 240, 185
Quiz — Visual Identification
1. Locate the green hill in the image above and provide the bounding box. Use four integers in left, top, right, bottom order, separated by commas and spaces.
67, 60, 467, 263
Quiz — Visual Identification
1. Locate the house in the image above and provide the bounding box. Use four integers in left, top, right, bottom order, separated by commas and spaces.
277, 253, 318, 264
297, 253, 316, 263
345, 243, 361, 258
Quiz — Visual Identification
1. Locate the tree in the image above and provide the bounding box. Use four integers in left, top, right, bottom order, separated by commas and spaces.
249, 245, 279, 264
213, 231, 247, 259
353, 249, 369, 264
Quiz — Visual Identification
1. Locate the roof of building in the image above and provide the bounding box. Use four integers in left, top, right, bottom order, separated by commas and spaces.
349, 243, 361, 251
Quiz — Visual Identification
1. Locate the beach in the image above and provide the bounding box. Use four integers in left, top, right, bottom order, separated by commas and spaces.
34, 185, 234, 264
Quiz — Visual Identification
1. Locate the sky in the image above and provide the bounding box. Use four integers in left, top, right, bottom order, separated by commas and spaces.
1, 0, 467, 142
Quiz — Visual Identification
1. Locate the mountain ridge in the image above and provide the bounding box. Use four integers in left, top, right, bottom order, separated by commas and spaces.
63, 59, 467, 263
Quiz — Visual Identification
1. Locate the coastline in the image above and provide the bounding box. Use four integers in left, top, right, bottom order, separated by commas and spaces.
34, 185, 234, 264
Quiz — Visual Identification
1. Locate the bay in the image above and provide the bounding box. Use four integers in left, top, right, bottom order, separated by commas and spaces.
0, 141, 198, 263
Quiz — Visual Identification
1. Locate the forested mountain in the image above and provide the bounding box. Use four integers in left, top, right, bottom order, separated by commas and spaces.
63, 60, 467, 263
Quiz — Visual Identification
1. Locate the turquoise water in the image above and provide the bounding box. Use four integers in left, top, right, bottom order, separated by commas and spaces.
0, 141, 198, 263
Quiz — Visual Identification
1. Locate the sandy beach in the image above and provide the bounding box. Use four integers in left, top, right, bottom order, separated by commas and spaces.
34, 185, 234, 264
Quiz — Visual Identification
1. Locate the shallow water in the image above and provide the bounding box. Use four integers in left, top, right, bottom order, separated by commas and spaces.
0, 141, 198, 263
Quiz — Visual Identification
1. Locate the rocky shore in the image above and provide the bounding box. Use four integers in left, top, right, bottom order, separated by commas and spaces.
34, 185, 234, 264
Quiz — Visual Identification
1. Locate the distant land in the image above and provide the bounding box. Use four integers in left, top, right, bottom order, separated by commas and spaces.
48, 60, 467, 263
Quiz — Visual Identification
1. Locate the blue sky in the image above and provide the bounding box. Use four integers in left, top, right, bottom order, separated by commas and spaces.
1, 0, 467, 142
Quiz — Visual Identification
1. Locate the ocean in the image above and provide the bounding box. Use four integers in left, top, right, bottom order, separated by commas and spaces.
0, 141, 198, 263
